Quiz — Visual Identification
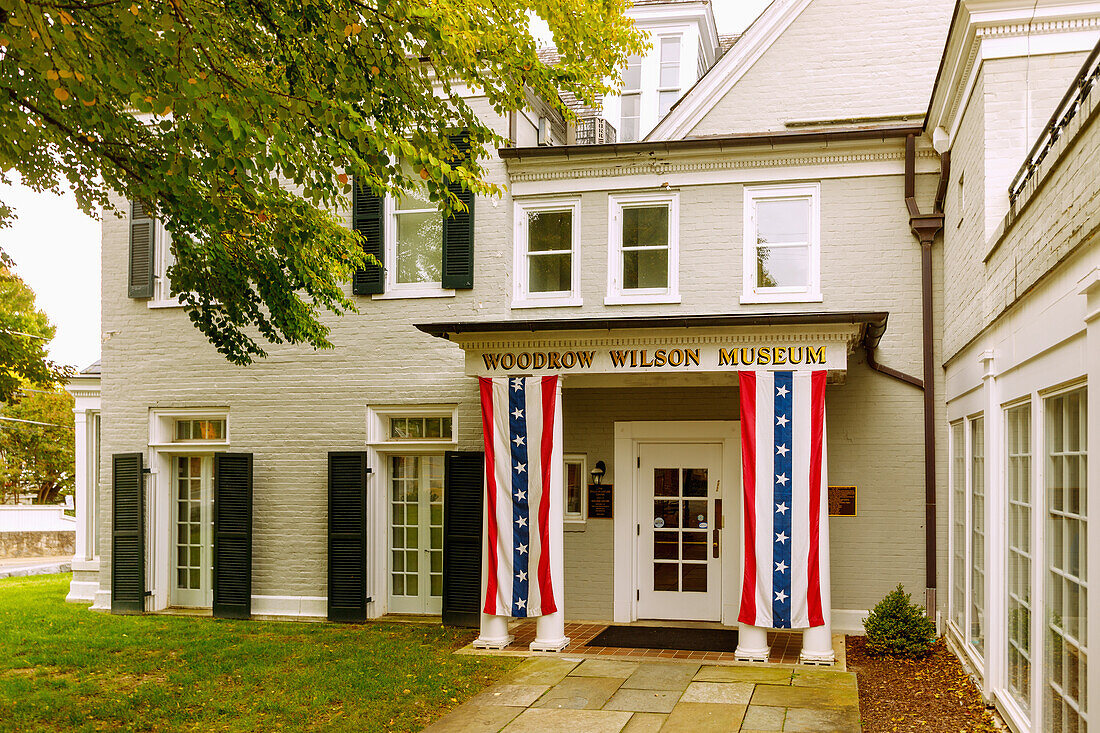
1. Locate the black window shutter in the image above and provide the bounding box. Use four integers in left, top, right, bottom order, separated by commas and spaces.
128, 199, 155, 299
442, 133, 475, 290
213, 453, 253, 619
111, 453, 145, 614
328, 451, 370, 623
442, 450, 484, 627
352, 179, 385, 295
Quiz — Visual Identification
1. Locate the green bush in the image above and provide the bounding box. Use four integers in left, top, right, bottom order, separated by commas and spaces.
863, 584, 937, 658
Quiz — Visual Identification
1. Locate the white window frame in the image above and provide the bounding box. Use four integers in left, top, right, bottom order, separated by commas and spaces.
656, 34, 683, 120
564, 453, 587, 526
366, 404, 459, 448
619, 54, 643, 143
606, 192, 680, 305
512, 197, 582, 309
741, 183, 822, 304
373, 194, 455, 300
149, 222, 182, 308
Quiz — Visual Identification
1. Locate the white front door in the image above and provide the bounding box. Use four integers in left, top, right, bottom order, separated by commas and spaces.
388, 455, 445, 614
172, 455, 213, 608
638, 443, 723, 621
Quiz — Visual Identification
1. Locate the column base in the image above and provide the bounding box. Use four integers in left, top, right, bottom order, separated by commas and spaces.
734, 645, 770, 663
473, 634, 514, 650
530, 636, 570, 652
798, 648, 836, 666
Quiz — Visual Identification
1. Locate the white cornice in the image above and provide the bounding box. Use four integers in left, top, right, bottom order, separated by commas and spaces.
646, 0, 815, 141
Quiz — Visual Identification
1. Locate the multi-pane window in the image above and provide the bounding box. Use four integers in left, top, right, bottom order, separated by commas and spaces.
970, 416, 986, 656
174, 418, 226, 441
90, 412, 101, 557
390, 455, 444, 607
564, 455, 586, 523
1045, 389, 1087, 732
391, 171, 443, 287
743, 185, 821, 302
608, 193, 679, 303
620, 55, 642, 142
1006, 404, 1032, 712
514, 199, 579, 306
952, 421, 966, 630
390, 415, 453, 440
658, 36, 681, 119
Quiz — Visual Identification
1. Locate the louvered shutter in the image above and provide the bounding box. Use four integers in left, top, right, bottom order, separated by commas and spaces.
213, 453, 253, 619
442, 450, 484, 627
111, 453, 145, 613
128, 200, 155, 299
442, 133, 475, 290
328, 452, 370, 622
352, 179, 385, 295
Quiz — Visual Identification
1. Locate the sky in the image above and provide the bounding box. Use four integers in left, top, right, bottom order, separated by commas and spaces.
1, 0, 772, 371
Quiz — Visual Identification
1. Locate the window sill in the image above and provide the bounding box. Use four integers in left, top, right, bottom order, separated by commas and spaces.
564, 520, 587, 532
147, 299, 185, 309
511, 296, 584, 309
739, 291, 823, 305
372, 288, 456, 301
604, 292, 681, 306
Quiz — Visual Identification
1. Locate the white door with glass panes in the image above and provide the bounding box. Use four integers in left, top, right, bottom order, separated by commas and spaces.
637, 443, 723, 620
389, 455, 444, 614
172, 456, 213, 607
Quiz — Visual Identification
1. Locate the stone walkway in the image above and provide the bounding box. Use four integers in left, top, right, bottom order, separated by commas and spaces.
423, 656, 860, 732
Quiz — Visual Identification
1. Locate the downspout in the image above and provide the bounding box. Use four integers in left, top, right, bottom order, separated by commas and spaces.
904, 133, 950, 617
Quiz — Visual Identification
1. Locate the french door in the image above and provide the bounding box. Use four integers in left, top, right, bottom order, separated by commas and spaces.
637, 443, 723, 621
388, 455, 444, 614
172, 455, 213, 608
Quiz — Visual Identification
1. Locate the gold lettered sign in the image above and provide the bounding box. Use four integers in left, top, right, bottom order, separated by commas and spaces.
828, 486, 856, 516
587, 484, 613, 519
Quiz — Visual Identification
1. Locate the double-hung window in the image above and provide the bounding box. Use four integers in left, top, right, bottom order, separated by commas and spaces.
383, 167, 447, 297
742, 184, 822, 303
658, 36, 682, 119
513, 198, 581, 308
606, 192, 679, 304
620, 55, 642, 142
564, 455, 587, 525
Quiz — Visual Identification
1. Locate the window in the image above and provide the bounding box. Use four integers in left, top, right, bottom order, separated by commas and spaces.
390, 415, 453, 440
174, 419, 226, 442
658, 36, 681, 119
513, 198, 581, 308
951, 421, 966, 630
89, 412, 101, 558
742, 184, 821, 303
386, 167, 445, 295
1045, 388, 1087, 733
620, 55, 642, 142
606, 193, 679, 304
564, 455, 587, 523
389, 454, 445, 613
149, 222, 181, 308
970, 416, 986, 657
1006, 403, 1032, 712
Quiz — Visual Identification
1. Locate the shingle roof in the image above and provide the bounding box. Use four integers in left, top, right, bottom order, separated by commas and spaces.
536, 47, 602, 118
79, 360, 101, 375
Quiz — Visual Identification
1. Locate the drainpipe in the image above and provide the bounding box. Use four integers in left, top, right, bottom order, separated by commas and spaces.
904, 134, 949, 617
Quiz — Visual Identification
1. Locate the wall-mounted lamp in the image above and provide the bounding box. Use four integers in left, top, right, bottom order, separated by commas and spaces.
590, 460, 606, 486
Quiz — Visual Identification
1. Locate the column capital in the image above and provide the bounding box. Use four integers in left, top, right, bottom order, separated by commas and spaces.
1078, 268, 1100, 323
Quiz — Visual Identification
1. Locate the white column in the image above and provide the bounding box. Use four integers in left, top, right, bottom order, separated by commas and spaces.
531, 380, 569, 651
1078, 269, 1100, 725
475, 474, 513, 649
979, 350, 1002, 697
71, 408, 89, 562
735, 624, 770, 663
801, 406, 835, 665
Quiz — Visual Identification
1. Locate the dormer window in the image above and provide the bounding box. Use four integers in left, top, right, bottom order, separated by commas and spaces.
658, 36, 682, 119
620, 55, 643, 142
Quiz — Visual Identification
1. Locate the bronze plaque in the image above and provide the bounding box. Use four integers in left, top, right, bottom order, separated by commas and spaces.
587, 484, 613, 519
828, 486, 857, 516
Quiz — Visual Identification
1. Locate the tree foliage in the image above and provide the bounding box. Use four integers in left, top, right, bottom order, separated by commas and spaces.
0, 0, 646, 364
0, 388, 75, 504
0, 266, 70, 401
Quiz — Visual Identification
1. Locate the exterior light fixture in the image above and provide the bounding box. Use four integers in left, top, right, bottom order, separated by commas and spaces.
590, 460, 606, 486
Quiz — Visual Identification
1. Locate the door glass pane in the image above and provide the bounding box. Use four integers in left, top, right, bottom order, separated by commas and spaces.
1005, 404, 1032, 713
682, 469, 708, 497
654, 563, 678, 591
681, 532, 707, 561
952, 422, 966, 629
683, 501, 708, 529
652, 466, 710, 595
682, 564, 707, 593
655, 468, 678, 497
175, 456, 203, 591
654, 531, 678, 560
654, 500, 679, 529
970, 417, 986, 656
390, 454, 445, 606
390, 456, 418, 598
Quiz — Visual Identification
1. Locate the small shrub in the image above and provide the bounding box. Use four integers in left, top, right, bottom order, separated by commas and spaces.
863, 584, 936, 658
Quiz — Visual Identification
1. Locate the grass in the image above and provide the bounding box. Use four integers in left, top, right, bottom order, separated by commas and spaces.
0, 574, 519, 732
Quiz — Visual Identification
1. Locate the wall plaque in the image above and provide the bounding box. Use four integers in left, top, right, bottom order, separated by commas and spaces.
587, 484, 613, 519
828, 486, 857, 516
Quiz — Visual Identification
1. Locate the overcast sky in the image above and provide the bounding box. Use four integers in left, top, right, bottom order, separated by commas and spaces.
1, 0, 772, 371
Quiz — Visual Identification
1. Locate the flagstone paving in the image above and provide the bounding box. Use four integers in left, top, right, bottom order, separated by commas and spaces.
422, 656, 861, 732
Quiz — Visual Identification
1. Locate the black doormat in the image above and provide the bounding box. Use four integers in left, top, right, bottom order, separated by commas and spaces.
586, 625, 739, 653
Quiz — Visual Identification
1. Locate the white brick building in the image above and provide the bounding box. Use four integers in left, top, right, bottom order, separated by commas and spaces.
66, 1, 1099, 730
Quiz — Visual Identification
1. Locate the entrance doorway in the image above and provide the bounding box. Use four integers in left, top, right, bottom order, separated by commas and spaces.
388, 455, 444, 614
171, 455, 213, 608
637, 443, 723, 621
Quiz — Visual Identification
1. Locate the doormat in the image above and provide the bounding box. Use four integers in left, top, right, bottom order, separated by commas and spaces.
586, 625, 739, 653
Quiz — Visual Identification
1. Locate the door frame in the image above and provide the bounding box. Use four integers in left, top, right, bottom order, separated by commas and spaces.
613, 421, 740, 625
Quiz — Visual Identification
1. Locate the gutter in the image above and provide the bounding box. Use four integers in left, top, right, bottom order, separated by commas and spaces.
903, 132, 950, 617
498, 124, 925, 160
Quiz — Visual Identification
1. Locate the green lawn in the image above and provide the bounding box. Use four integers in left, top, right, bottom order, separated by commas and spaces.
0, 574, 518, 732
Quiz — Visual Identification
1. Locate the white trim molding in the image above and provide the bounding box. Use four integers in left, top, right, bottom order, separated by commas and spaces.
741, 182, 822, 304
512, 196, 583, 309
605, 191, 681, 305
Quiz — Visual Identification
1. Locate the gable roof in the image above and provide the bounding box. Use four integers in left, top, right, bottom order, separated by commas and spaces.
646, 0, 814, 140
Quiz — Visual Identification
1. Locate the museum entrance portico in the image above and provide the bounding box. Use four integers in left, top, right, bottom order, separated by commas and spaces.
417, 311, 890, 663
